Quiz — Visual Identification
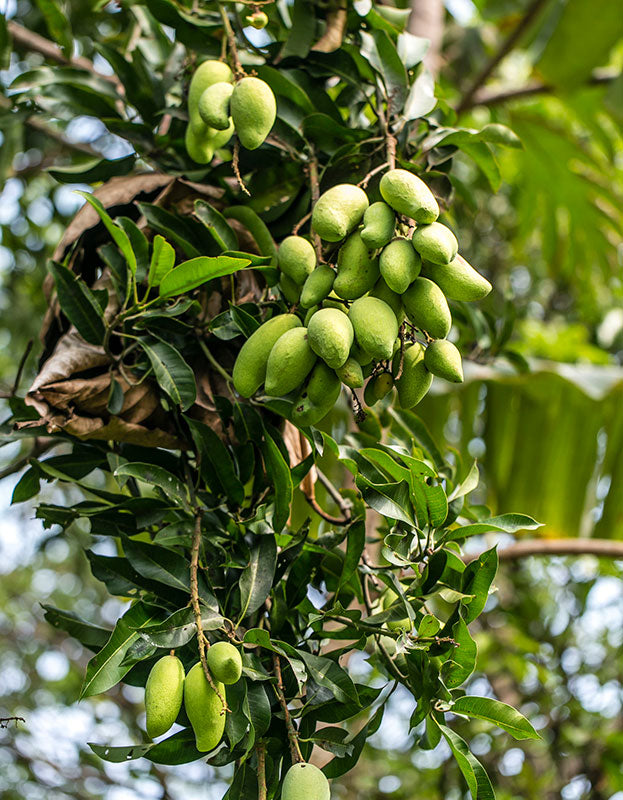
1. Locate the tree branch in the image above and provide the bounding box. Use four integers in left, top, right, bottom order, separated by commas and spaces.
468, 538, 623, 563
312, 0, 347, 53
272, 653, 303, 764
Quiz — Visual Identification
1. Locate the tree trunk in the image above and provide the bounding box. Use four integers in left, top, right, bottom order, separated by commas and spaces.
409, 0, 444, 77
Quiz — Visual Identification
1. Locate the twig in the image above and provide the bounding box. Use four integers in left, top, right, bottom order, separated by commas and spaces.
358, 161, 389, 189
395, 323, 406, 380
232, 139, 250, 196
376, 637, 407, 681
316, 468, 352, 518
256, 742, 267, 800
11, 339, 33, 396
0, 439, 57, 482
456, 0, 549, 114
272, 654, 304, 763
311, 0, 348, 53
307, 150, 323, 260
465, 538, 623, 563
305, 494, 351, 526
219, 4, 245, 79
0, 716, 25, 728
198, 339, 233, 385
292, 211, 312, 235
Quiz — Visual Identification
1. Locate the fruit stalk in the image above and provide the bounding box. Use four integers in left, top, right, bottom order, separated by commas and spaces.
272, 653, 304, 763
256, 742, 267, 800
218, 4, 244, 79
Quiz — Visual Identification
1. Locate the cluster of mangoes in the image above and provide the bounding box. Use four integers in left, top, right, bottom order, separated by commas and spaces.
232, 169, 491, 427
144, 642, 242, 750
185, 60, 276, 164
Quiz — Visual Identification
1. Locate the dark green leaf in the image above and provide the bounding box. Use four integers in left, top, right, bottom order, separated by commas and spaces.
239, 536, 277, 619
194, 200, 238, 251
77, 192, 137, 274
49, 262, 106, 345
452, 696, 541, 741
438, 724, 495, 800
159, 255, 250, 298
114, 462, 191, 510
42, 605, 111, 651
261, 433, 293, 532
138, 339, 196, 411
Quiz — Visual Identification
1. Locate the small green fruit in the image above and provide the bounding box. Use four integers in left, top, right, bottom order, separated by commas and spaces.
311, 184, 369, 242
363, 372, 394, 406
300, 265, 335, 308
336, 357, 364, 389
291, 362, 341, 427
246, 10, 268, 28
233, 314, 301, 397
370, 276, 403, 320
402, 277, 451, 339
145, 655, 185, 739
184, 662, 226, 752
189, 60, 233, 133
424, 339, 464, 383
198, 82, 234, 131
185, 125, 215, 164
351, 342, 373, 366
303, 305, 319, 326
205, 641, 243, 685
278, 236, 317, 285
307, 307, 354, 369
421, 254, 492, 301
349, 296, 398, 362
279, 272, 302, 305
230, 77, 276, 150
209, 118, 235, 149
265, 327, 317, 396
334, 230, 380, 300
380, 169, 439, 223
411, 222, 458, 265
282, 762, 331, 800
395, 343, 432, 408
379, 237, 421, 294
360, 201, 396, 249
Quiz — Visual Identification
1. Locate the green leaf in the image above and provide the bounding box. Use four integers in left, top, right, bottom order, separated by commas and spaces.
35, 0, 73, 56
11, 466, 41, 504
339, 520, 365, 590
452, 696, 541, 741
448, 461, 480, 501
446, 513, 543, 542
90, 729, 203, 765
81, 602, 160, 698
159, 255, 250, 298
114, 462, 191, 510
297, 650, 360, 705
42, 605, 111, 651
239, 536, 277, 620
139, 607, 224, 648
186, 417, 245, 505
77, 192, 137, 274
148, 235, 176, 289
138, 339, 196, 411
194, 200, 238, 252
360, 29, 408, 115
48, 262, 106, 345
48, 155, 135, 184
261, 433, 293, 532
323, 704, 383, 778
461, 546, 498, 624
123, 539, 193, 594
443, 613, 477, 689
402, 68, 436, 120
438, 724, 495, 800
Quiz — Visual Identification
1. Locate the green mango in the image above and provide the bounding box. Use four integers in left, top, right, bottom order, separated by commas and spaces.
291, 362, 341, 427
349, 296, 398, 361
424, 339, 464, 383
421, 254, 492, 301
307, 307, 354, 369
411, 222, 458, 265
303, 305, 319, 325
265, 327, 317, 396
360, 201, 396, 249
321, 292, 348, 312
402, 277, 451, 339
363, 372, 394, 406
350, 342, 373, 366
189, 60, 233, 133
145, 655, 184, 739
209, 118, 235, 149
282, 762, 331, 800
394, 343, 432, 408
336, 357, 364, 389
311, 184, 369, 242
198, 81, 234, 130
333, 230, 380, 300
246, 10, 268, 28
232, 314, 301, 397
184, 662, 226, 752
370, 276, 403, 320
379, 237, 421, 294
205, 641, 243, 685
230, 77, 276, 150
278, 235, 317, 285
185, 125, 215, 164
300, 265, 335, 308
279, 273, 301, 305
379, 168, 439, 223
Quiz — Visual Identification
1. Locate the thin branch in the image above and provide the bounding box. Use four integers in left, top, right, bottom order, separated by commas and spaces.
0, 716, 25, 729
316, 468, 352, 518
376, 637, 407, 681
232, 139, 250, 196
305, 494, 351, 526
272, 653, 303, 764
292, 210, 312, 236
311, 0, 348, 53
358, 161, 389, 189
0, 439, 57, 482
219, 4, 245, 79
478, 538, 623, 563
307, 149, 323, 260
456, 0, 549, 114
256, 742, 267, 800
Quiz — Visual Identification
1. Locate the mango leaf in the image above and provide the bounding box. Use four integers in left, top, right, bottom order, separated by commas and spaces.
297, 650, 359, 705
261, 432, 293, 532
446, 513, 542, 541
138, 339, 196, 411
186, 417, 245, 505
114, 462, 190, 509
438, 724, 495, 800
452, 696, 540, 741
443, 614, 477, 689
76, 192, 137, 274
90, 728, 202, 765
448, 461, 480, 502
122, 539, 194, 594
48, 262, 106, 345
42, 605, 111, 651
47, 155, 135, 184
194, 200, 238, 251
35, 0, 72, 56
159, 255, 250, 298
461, 546, 498, 624
239, 536, 277, 620
323, 704, 383, 778
360, 29, 408, 115
139, 606, 224, 648
402, 68, 436, 121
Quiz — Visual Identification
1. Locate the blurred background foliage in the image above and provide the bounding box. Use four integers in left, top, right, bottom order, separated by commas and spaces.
0, 0, 622, 798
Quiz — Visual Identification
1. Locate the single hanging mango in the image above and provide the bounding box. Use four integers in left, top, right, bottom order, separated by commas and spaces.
184, 662, 226, 752
311, 184, 369, 242
144, 655, 185, 739
230, 77, 277, 150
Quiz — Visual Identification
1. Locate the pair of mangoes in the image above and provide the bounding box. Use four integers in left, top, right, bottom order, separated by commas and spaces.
144, 642, 242, 751
185, 60, 276, 164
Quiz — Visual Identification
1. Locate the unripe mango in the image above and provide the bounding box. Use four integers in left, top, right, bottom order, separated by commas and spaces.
424, 339, 464, 383
379, 238, 421, 294
233, 314, 301, 397
230, 77, 276, 150
279, 273, 301, 305
370, 277, 403, 320
363, 372, 394, 406
209, 118, 235, 149
246, 10, 268, 28
184, 662, 225, 752
198, 82, 234, 130
334, 231, 380, 300
300, 265, 335, 308
189, 60, 233, 134
336, 357, 364, 389
361, 201, 396, 249
304, 305, 319, 325
307, 308, 354, 369
278, 236, 317, 285
291, 362, 341, 427
421, 254, 492, 301
205, 641, 243, 685
402, 277, 451, 339
145, 655, 184, 739
349, 297, 398, 362
380, 169, 439, 223
282, 762, 331, 800
351, 342, 373, 366
322, 292, 348, 312
395, 343, 432, 408
265, 328, 317, 396
185, 125, 215, 164
311, 184, 369, 242
411, 222, 458, 265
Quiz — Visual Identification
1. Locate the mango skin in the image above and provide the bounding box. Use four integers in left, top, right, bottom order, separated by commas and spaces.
349, 296, 399, 362
185, 125, 215, 164
411, 221, 458, 265
265, 327, 317, 396
336, 357, 364, 389
333, 230, 380, 300
421, 255, 492, 301
424, 339, 464, 383
145, 655, 185, 739
282, 762, 331, 800
233, 314, 301, 397
198, 81, 234, 130
364, 371, 394, 406
361, 201, 396, 249
380, 169, 439, 223
379, 238, 421, 294
311, 184, 369, 242
402, 277, 452, 339
300, 265, 335, 308
205, 641, 243, 685
184, 662, 226, 752
279, 236, 317, 285
291, 362, 341, 427
307, 308, 354, 369
279, 273, 302, 305
189, 60, 233, 134
351, 342, 373, 366
395, 343, 433, 409
370, 276, 403, 321
230, 77, 276, 150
